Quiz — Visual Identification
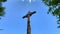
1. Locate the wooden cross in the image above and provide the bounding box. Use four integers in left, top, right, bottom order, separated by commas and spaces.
22, 11, 36, 34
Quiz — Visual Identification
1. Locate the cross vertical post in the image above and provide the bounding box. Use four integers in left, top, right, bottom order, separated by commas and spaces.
27, 11, 31, 34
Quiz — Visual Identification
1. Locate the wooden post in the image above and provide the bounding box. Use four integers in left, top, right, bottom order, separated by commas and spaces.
27, 12, 31, 34
22, 11, 36, 34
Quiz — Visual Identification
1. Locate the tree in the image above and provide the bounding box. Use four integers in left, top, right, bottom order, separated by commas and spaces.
42, 0, 60, 28
0, 0, 7, 17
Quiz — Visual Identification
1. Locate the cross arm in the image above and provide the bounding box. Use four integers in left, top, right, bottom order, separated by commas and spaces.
22, 11, 36, 19
22, 14, 28, 19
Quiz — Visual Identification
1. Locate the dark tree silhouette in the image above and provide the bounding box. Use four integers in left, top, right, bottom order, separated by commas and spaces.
42, 0, 60, 28
0, 0, 7, 17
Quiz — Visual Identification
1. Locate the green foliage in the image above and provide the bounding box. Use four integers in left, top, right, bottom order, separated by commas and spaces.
43, 0, 60, 14
0, 0, 7, 17
57, 26, 60, 28
43, 0, 60, 28
43, 0, 60, 6
0, 7, 5, 16
0, 0, 7, 2
0, 7, 4, 12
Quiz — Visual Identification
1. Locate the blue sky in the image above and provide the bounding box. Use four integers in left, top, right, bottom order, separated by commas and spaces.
0, 0, 60, 34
